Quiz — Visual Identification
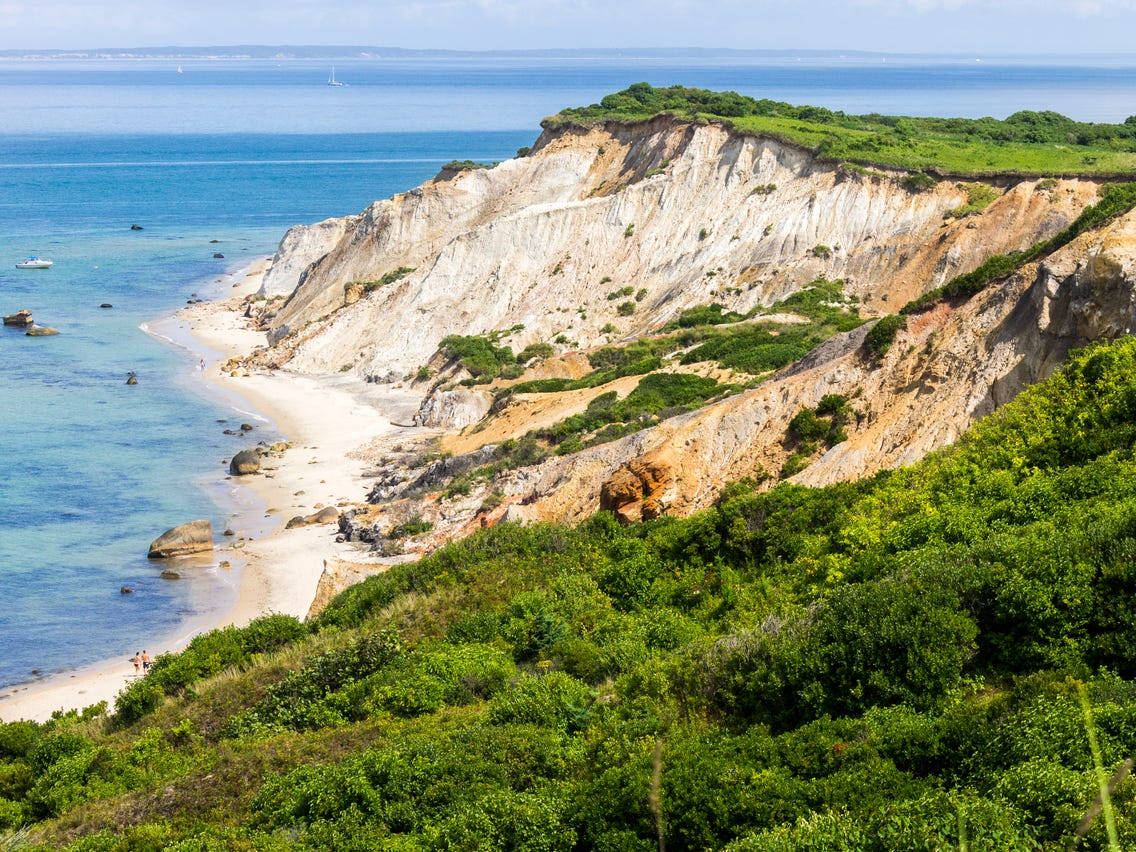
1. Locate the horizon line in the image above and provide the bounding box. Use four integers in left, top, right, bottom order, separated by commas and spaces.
4, 45, 1136, 60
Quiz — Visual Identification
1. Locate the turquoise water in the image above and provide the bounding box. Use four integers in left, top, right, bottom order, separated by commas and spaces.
0, 131, 530, 689
1, 56, 1135, 690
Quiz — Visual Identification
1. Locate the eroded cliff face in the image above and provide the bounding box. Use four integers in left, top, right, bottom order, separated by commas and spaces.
499, 209, 1136, 524
261, 118, 1094, 380
253, 115, 1136, 552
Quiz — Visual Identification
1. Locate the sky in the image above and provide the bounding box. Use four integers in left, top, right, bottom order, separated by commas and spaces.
3, 0, 1136, 54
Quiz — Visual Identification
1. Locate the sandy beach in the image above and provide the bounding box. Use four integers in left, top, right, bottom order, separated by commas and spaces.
0, 259, 421, 723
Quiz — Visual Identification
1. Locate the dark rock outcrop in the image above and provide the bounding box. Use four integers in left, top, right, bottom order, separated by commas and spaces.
229, 449, 260, 475
403, 445, 498, 497
3, 310, 32, 326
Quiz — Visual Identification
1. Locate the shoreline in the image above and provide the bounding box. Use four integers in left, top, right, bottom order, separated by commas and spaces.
0, 258, 420, 723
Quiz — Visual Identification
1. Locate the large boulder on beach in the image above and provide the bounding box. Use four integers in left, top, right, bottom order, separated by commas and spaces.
285, 506, 340, 530
148, 520, 213, 559
229, 449, 260, 475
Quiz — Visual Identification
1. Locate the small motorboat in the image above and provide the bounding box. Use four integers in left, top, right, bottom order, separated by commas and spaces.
15, 256, 52, 269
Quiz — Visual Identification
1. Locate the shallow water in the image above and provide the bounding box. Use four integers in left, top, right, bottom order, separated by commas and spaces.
1, 55, 1134, 691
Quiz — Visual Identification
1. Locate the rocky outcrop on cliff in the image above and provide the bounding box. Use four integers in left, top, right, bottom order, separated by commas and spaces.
260, 215, 359, 299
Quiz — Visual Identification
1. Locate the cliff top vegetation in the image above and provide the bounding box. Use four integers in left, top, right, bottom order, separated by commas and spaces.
548, 82, 1136, 176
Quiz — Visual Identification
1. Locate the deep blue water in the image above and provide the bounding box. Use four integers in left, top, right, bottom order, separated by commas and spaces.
1, 55, 1135, 691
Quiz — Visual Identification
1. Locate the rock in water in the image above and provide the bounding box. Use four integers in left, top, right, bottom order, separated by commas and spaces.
213, 252, 225, 258
148, 520, 213, 558
99, 303, 113, 309
130, 224, 143, 230
125, 372, 138, 385
120, 586, 134, 594
3, 310, 33, 326
25, 325, 59, 336
229, 449, 260, 475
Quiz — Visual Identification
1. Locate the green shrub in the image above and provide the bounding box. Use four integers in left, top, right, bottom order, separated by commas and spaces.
864, 314, 906, 357
617, 301, 636, 316
781, 452, 811, 477
518, 342, 554, 363
439, 333, 516, 380
488, 672, 593, 732
668, 302, 744, 329
946, 182, 1000, 218
361, 266, 414, 292
390, 516, 434, 539
902, 172, 937, 191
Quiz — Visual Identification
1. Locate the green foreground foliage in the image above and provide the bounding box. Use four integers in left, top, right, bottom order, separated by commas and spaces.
551, 82, 1136, 176
10, 338, 1136, 849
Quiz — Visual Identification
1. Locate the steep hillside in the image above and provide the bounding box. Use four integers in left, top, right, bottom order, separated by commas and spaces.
10, 336, 1136, 849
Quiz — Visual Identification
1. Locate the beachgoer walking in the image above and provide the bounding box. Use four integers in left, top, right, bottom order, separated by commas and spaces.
132, 652, 141, 675
141, 650, 151, 673
198, 358, 205, 372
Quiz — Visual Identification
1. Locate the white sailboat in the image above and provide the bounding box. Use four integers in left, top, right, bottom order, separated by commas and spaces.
327, 66, 345, 87
177, 65, 183, 74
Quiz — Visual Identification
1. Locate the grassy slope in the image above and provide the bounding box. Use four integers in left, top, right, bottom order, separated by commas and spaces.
7, 334, 1136, 849
547, 82, 1136, 177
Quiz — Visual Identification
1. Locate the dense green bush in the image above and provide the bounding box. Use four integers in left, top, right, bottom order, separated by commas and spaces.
439, 332, 516, 380
864, 314, 906, 356
552, 83, 1136, 176
19, 337, 1136, 848
114, 614, 306, 724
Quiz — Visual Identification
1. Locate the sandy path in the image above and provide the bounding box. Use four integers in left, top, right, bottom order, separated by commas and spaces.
0, 260, 419, 722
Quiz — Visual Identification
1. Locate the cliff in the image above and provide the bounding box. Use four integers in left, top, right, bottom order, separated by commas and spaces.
251, 114, 1134, 547
260, 117, 1093, 379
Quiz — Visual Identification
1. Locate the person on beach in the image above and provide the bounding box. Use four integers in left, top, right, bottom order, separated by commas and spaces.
132, 652, 141, 675
198, 358, 206, 372
141, 650, 151, 673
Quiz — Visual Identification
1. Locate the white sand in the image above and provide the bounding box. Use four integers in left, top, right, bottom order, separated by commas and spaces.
0, 260, 418, 722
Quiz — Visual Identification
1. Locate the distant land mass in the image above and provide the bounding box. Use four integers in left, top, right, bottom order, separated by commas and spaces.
0, 46, 892, 60
2, 45, 1135, 61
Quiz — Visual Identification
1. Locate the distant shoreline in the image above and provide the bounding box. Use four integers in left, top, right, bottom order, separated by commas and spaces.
3, 47, 1136, 61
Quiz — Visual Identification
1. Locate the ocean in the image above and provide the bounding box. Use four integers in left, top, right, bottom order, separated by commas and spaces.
1, 54, 1134, 691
